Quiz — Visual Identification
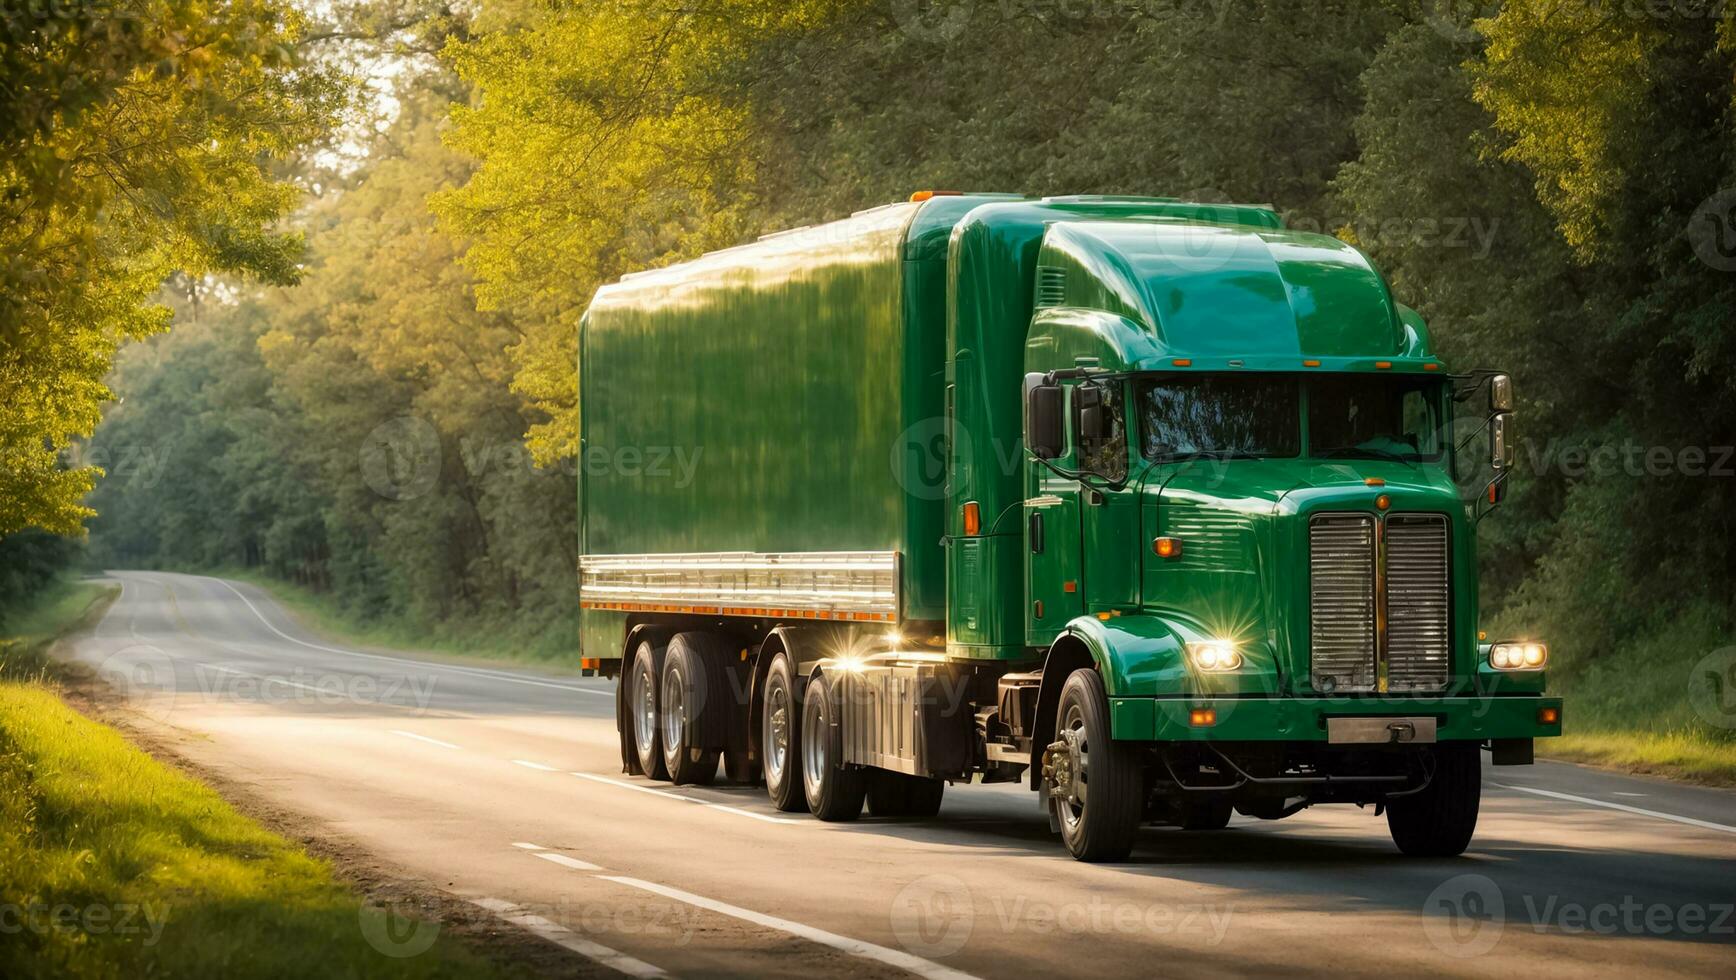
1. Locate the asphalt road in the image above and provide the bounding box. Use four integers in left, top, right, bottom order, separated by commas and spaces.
65, 571, 1736, 978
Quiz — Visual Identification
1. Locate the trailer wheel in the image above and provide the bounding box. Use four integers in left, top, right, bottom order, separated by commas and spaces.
1387, 742, 1481, 857
660, 636, 720, 786
1048, 669, 1142, 861
866, 771, 945, 819
760, 652, 807, 812
629, 639, 669, 781
801, 670, 865, 821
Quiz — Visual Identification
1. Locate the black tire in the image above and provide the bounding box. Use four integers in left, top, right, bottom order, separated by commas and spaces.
800, 670, 866, 821
1051, 669, 1143, 861
760, 653, 807, 812
629, 640, 669, 781
866, 770, 945, 819
1178, 798, 1234, 831
1387, 742, 1481, 857
660, 635, 721, 786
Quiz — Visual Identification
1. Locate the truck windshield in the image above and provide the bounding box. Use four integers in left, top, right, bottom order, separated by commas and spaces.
1307, 375, 1444, 462
1136, 376, 1300, 460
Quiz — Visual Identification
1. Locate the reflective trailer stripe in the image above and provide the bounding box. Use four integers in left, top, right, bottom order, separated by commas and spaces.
579, 551, 899, 619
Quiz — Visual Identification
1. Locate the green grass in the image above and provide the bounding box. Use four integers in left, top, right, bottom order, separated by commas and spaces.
211, 568, 578, 669
0, 583, 515, 979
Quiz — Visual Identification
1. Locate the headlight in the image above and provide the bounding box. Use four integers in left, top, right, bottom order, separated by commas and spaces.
1186, 640, 1242, 672
1489, 642, 1547, 670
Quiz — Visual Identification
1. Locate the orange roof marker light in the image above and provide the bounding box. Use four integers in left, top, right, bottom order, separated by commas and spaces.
1375, 361, 1393, 369
1303, 359, 1322, 368
1424, 362, 1441, 372
909, 190, 963, 202
1172, 358, 1193, 367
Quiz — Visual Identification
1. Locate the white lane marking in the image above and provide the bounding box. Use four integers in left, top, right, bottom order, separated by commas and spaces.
534, 852, 604, 872
201, 576, 611, 696
1494, 783, 1736, 834
511, 842, 546, 851
390, 729, 462, 750
471, 898, 667, 979
513, 760, 560, 772
570, 771, 804, 825
598, 876, 983, 980
1613, 792, 1648, 798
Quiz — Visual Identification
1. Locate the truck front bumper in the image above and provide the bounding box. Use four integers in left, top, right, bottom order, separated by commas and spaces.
1110, 694, 1563, 743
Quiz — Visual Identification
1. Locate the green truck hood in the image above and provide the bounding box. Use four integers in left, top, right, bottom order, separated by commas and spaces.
1139, 458, 1467, 694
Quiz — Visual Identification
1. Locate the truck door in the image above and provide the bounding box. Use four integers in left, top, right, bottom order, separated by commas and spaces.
1025, 390, 1087, 646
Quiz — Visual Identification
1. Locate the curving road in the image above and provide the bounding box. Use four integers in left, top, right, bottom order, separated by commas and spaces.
66, 571, 1736, 978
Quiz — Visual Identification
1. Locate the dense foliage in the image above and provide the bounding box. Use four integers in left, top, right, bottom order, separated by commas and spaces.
0, 0, 344, 538
3, 1, 1730, 720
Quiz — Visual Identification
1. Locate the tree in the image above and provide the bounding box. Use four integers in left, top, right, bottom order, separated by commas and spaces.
0, 0, 345, 535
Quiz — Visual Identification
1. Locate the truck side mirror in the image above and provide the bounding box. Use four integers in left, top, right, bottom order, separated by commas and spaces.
1489, 414, 1514, 469
1024, 373, 1064, 460
1489, 374, 1513, 414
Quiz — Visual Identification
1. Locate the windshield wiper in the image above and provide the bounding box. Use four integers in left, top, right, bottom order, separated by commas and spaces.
1315, 446, 1419, 466
1154, 450, 1265, 462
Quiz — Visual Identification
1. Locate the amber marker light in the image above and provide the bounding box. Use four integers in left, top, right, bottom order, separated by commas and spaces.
1375, 361, 1393, 369
1172, 358, 1193, 367
1375, 494, 1391, 511
1189, 708, 1217, 727
1303, 359, 1322, 368
962, 501, 982, 536
1424, 362, 1441, 372
1153, 536, 1182, 558
1538, 707, 1560, 725
1364, 477, 1386, 487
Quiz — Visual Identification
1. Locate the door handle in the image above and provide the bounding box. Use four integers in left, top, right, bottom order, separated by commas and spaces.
1029, 511, 1044, 554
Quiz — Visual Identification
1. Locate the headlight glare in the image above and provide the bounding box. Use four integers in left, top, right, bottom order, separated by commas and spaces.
1186, 640, 1242, 672
1489, 641, 1547, 671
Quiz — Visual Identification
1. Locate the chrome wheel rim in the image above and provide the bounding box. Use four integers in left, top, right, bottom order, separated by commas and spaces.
763, 677, 789, 786
661, 664, 684, 755
801, 678, 827, 799
1058, 702, 1088, 832
632, 659, 657, 752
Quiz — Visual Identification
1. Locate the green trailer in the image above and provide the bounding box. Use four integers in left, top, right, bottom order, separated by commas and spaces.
578, 192, 1561, 861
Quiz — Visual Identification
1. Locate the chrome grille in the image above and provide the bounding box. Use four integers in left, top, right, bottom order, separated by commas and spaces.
1385, 515, 1451, 692
1308, 515, 1376, 692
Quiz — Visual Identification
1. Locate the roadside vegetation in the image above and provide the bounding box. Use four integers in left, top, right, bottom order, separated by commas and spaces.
0, 583, 512, 979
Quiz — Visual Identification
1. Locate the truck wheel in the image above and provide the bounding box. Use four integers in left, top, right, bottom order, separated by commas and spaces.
760, 653, 807, 812
800, 670, 865, 821
660, 635, 720, 786
1048, 669, 1142, 862
866, 771, 945, 819
1387, 742, 1481, 857
1179, 799, 1233, 830
629, 639, 670, 781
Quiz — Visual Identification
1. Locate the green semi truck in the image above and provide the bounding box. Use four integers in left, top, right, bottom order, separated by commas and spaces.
578, 192, 1561, 861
